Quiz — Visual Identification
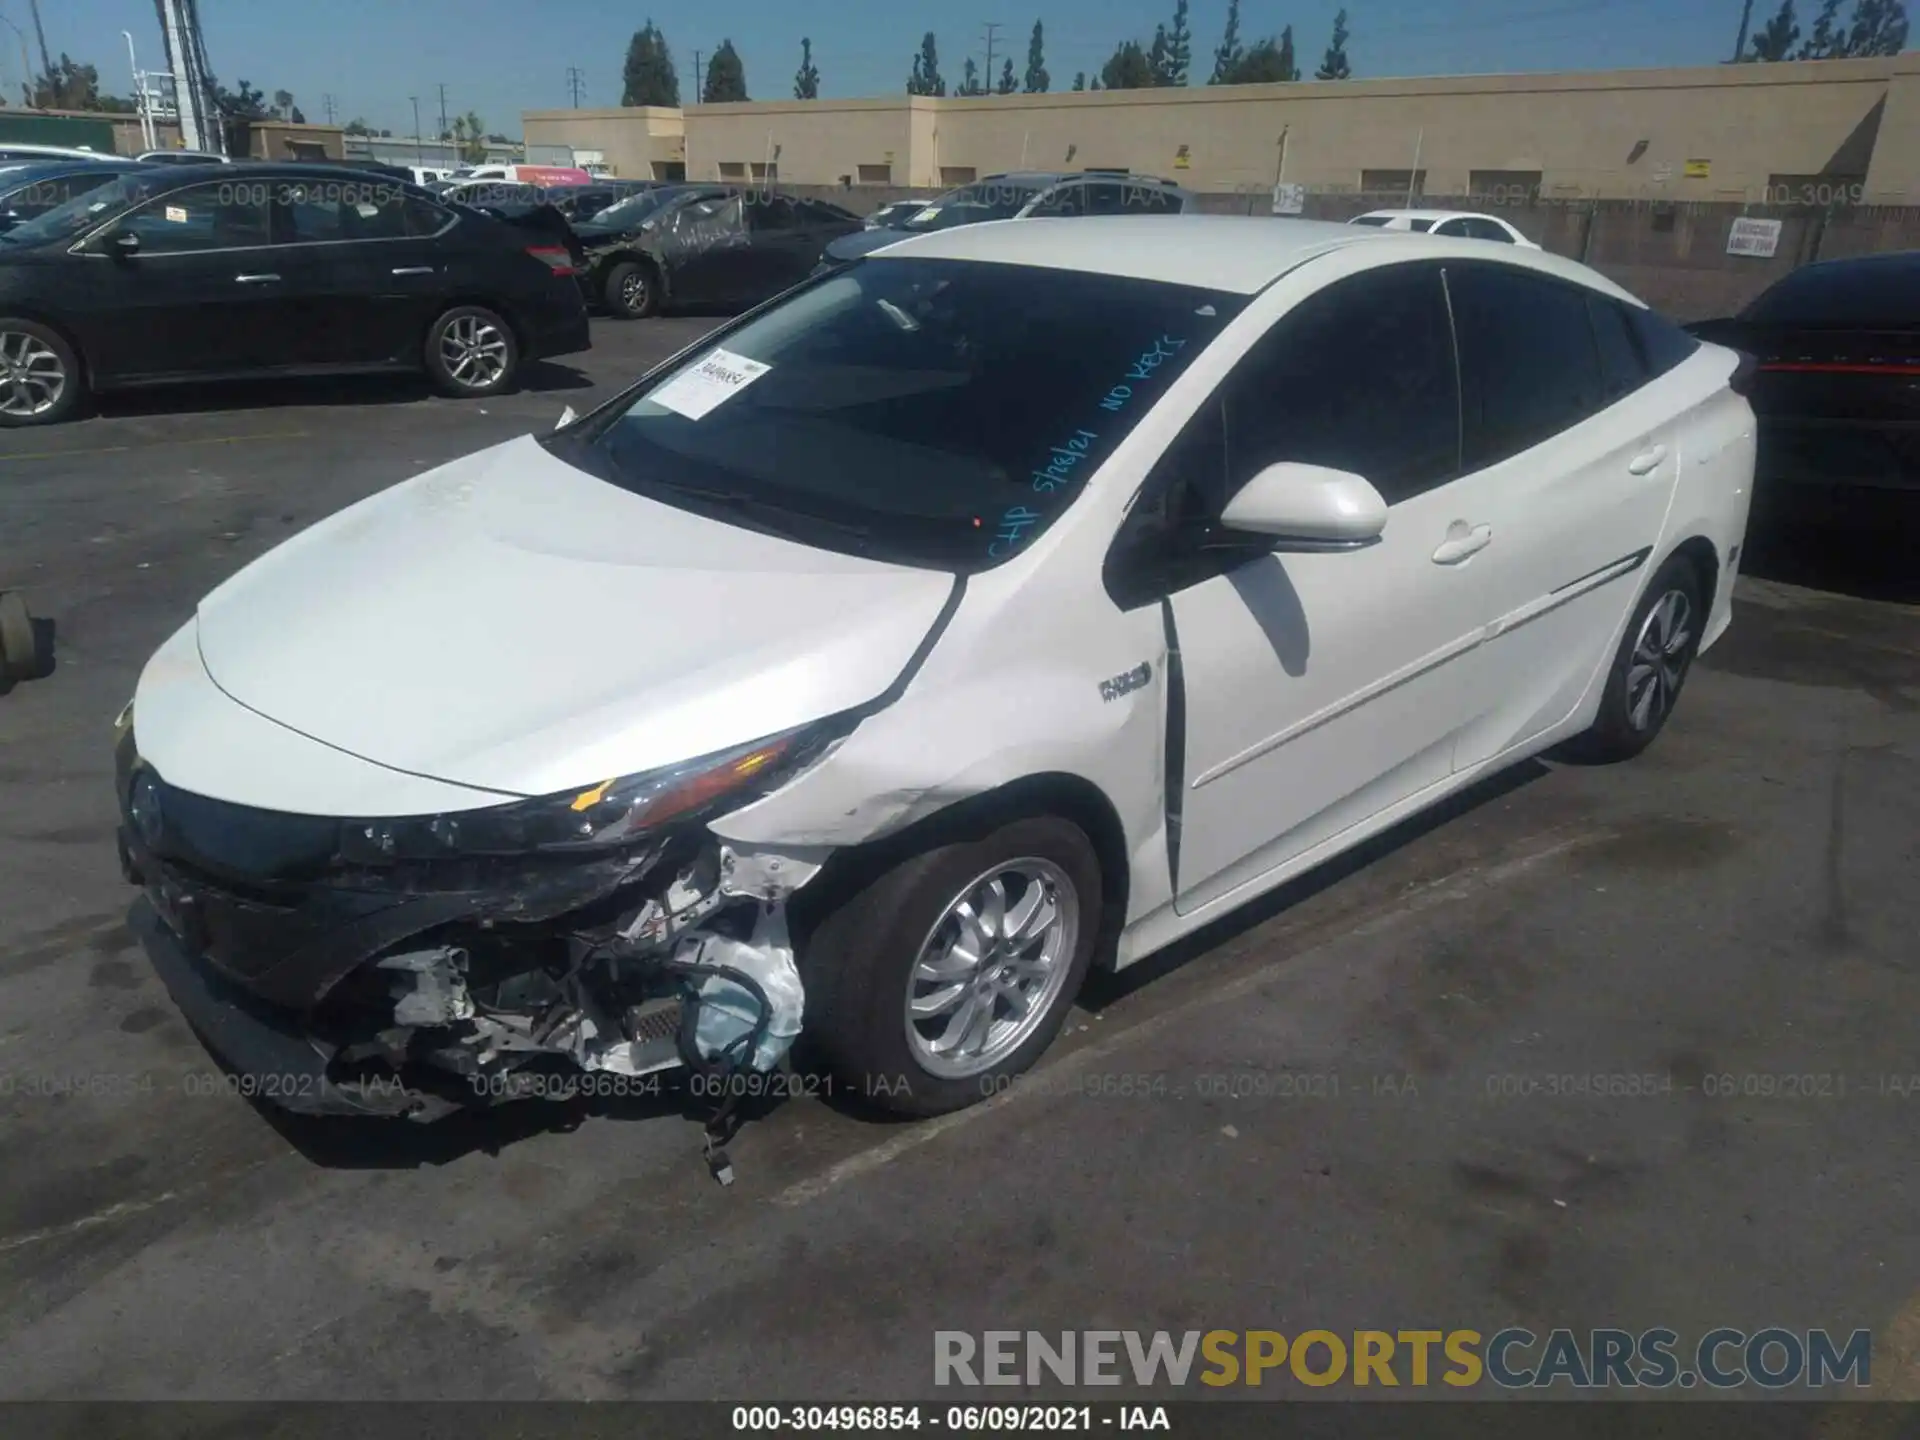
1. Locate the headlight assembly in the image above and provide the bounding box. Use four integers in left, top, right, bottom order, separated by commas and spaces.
336, 720, 844, 865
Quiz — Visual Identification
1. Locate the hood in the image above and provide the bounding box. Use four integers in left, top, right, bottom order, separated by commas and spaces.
192, 435, 958, 800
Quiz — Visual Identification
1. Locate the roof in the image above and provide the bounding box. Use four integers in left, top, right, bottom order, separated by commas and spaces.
1354, 209, 1501, 223
861, 213, 1641, 303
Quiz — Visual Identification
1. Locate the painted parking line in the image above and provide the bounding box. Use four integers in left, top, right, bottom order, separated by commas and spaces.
0, 429, 312, 464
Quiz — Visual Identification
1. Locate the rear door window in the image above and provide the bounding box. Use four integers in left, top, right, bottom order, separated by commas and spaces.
1446, 263, 1608, 470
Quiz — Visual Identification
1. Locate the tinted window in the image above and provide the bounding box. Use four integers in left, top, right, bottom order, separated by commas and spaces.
567, 258, 1245, 570
1406, 218, 1436, 232
279, 181, 419, 243
1628, 305, 1702, 378
1027, 184, 1087, 217
119, 181, 271, 252
1447, 264, 1606, 469
0, 169, 124, 225
1588, 296, 1650, 401
798, 199, 857, 226
1126, 186, 1185, 215
1740, 259, 1920, 327
1463, 217, 1515, 242
1225, 262, 1461, 504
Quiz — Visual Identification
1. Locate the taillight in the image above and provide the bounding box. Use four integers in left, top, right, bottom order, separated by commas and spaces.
527, 245, 576, 276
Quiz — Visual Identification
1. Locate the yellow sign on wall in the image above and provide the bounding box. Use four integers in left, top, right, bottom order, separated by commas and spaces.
1683, 158, 1712, 179
1175, 144, 1191, 169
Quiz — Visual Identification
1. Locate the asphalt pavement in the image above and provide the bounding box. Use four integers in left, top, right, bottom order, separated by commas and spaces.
0, 319, 1916, 1407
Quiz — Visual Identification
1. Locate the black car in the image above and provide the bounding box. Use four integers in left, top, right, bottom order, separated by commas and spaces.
0, 164, 590, 427
437, 179, 589, 271
0, 158, 144, 233
1688, 252, 1920, 506
572, 184, 862, 318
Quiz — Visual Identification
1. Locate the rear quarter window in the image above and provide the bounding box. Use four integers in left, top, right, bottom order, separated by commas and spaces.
1627, 304, 1701, 379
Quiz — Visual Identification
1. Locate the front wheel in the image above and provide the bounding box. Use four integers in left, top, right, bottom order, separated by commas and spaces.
800, 815, 1102, 1117
424, 305, 519, 398
1563, 553, 1704, 762
0, 319, 83, 428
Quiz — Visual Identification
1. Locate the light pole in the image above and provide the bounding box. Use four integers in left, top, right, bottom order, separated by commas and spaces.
410, 95, 422, 161
0, 15, 31, 108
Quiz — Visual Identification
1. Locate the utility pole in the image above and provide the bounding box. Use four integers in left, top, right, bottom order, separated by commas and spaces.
410, 95, 422, 161
321, 92, 337, 124
1730, 0, 1755, 60
981, 22, 1001, 93
693, 50, 703, 102
565, 66, 585, 106
25, 0, 52, 97
437, 82, 449, 140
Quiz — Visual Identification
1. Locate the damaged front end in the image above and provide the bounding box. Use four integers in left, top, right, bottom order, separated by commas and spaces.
116, 716, 841, 1168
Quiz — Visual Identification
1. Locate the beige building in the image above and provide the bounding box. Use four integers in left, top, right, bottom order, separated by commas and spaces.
524, 51, 1920, 203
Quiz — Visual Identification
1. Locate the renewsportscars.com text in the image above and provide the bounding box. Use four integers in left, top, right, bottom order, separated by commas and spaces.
933, 1328, 1872, 1389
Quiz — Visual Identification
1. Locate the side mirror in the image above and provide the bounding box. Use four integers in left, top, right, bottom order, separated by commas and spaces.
110, 229, 142, 257
1218, 462, 1388, 552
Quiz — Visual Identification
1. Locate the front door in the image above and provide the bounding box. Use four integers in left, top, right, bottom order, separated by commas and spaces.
1125, 262, 1509, 913
75, 180, 285, 384
662, 193, 749, 307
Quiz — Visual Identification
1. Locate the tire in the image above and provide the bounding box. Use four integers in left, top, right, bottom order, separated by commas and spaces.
0, 318, 83, 428
1563, 553, 1705, 763
799, 814, 1102, 1117
424, 305, 520, 398
602, 260, 658, 319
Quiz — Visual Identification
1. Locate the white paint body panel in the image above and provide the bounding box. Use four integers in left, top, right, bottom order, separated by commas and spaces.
132, 219, 1754, 983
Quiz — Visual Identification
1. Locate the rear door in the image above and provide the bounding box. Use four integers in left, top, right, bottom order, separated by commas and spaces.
740, 193, 817, 301
72, 179, 284, 383
1441, 263, 1684, 770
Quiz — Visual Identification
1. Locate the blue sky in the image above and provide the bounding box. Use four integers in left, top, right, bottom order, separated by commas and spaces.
24, 0, 1746, 137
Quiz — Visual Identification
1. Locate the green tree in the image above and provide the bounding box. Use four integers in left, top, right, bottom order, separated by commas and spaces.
30, 54, 104, 109
1159, 0, 1193, 84
794, 36, 820, 98
907, 32, 946, 95
1797, 0, 1846, 53
1224, 27, 1301, 83
704, 39, 748, 101
1315, 8, 1352, 78
959, 56, 984, 96
1843, 0, 1909, 53
271, 88, 294, 118
1024, 20, 1049, 92
622, 21, 680, 106
344, 117, 371, 135
1072, 71, 1087, 90
211, 76, 269, 155
1210, 0, 1243, 82
998, 58, 1017, 93
1747, 0, 1801, 58
1100, 39, 1157, 90
451, 111, 487, 162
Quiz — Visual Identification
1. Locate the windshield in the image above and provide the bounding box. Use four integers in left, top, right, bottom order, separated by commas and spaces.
557, 257, 1245, 570
900, 180, 1047, 231
586, 188, 682, 228
0, 172, 167, 246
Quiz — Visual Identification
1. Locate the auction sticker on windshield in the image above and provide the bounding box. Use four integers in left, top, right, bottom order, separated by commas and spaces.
649, 348, 772, 421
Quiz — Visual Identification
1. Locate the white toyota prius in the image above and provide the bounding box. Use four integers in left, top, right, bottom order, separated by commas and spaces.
117, 215, 1756, 1130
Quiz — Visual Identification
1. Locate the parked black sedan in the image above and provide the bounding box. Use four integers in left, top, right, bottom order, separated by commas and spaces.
572, 184, 861, 318
0, 165, 590, 426
1688, 252, 1920, 507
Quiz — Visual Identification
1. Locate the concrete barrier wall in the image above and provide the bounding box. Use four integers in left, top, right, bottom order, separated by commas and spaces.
784, 183, 1920, 322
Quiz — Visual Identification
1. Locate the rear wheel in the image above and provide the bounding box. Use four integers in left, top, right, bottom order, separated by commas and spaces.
1563, 553, 1704, 762
0, 319, 82, 428
602, 260, 658, 319
424, 305, 519, 398
799, 815, 1102, 1117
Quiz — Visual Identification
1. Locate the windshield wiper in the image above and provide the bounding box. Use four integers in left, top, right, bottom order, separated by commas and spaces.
646, 478, 879, 551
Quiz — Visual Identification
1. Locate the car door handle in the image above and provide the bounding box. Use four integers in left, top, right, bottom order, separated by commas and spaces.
1627, 444, 1668, 475
1432, 523, 1493, 565
390, 266, 436, 276
233, 272, 281, 284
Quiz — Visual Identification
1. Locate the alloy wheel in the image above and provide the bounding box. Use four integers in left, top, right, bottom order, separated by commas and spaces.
439, 315, 510, 390
904, 858, 1079, 1079
0, 330, 67, 419
1626, 589, 1693, 732
620, 271, 649, 313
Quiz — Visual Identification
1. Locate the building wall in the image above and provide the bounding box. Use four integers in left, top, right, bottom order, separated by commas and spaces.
525, 56, 1917, 202
524, 107, 682, 180
246, 122, 346, 161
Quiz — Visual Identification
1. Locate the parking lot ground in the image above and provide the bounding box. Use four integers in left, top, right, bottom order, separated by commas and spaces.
0, 319, 1917, 1401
